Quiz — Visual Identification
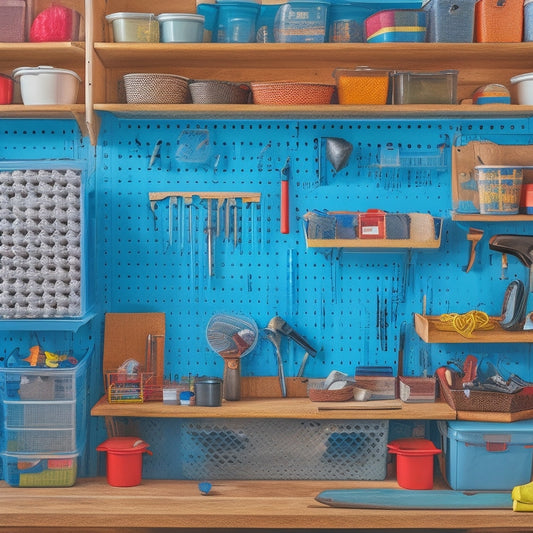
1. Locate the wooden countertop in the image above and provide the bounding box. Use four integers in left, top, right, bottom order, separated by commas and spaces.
0, 478, 529, 531
91, 395, 457, 420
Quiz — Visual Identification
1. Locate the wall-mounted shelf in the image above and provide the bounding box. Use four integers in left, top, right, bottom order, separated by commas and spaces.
414, 313, 533, 343
0, 312, 96, 333
306, 238, 441, 249
452, 213, 533, 222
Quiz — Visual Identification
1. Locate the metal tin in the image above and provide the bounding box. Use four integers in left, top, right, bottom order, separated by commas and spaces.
195, 377, 223, 406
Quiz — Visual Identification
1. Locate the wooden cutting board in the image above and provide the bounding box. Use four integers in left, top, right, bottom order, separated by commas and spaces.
316, 399, 403, 411
103, 312, 165, 385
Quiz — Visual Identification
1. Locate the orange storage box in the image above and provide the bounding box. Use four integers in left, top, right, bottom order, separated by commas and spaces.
474, 0, 523, 42
333, 67, 391, 105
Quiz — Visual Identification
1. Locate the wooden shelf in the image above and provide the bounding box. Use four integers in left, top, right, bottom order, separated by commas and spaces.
0, 42, 85, 68
452, 212, 533, 222
0, 477, 529, 531
91, 395, 456, 420
305, 237, 441, 249
414, 313, 533, 343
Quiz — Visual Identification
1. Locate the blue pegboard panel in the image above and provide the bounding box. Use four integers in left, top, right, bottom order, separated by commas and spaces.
96, 114, 533, 385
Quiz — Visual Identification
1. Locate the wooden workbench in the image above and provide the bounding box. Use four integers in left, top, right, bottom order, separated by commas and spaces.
0, 478, 530, 532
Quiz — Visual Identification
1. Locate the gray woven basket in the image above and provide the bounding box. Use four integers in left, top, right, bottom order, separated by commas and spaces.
123, 73, 191, 104
189, 80, 251, 104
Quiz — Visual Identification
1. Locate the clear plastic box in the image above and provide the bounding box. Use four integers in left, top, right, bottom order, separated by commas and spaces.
392, 70, 458, 104
274, 1, 329, 43
105, 12, 159, 42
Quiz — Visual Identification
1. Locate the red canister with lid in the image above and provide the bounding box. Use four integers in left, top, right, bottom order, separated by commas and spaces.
0, 74, 13, 104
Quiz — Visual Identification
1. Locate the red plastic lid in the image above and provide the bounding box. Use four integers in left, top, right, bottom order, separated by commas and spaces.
387, 438, 441, 456
96, 436, 150, 454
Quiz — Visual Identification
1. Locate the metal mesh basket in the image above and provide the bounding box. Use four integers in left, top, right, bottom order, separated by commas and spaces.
250, 81, 335, 105
189, 80, 251, 104
123, 73, 191, 104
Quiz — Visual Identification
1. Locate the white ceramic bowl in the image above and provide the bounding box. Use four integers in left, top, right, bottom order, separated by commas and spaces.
13, 66, 81, 105
510, 72, 533, 105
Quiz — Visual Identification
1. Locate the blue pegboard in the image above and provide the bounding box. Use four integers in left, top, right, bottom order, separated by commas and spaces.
1, 115, 533, 479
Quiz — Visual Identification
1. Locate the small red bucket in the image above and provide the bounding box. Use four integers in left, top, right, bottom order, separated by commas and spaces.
97, 437, 152, 487
387, 438, 441, 490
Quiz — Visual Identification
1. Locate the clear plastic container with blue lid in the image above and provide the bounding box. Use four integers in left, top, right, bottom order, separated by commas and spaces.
274, 1, 330, 43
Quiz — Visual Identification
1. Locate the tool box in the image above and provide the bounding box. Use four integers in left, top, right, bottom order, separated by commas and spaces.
437, 420, 533, 490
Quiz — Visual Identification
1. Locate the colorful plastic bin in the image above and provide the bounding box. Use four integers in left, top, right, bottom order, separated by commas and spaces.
388, 438, 441, 490
365, 9, 426, 42
438, 420, 533, 490
423, 0, 478, 42
475, 165, 523, 214
216, 2, 260, 42
333, 67, 391, 105
474, 0, 523, 42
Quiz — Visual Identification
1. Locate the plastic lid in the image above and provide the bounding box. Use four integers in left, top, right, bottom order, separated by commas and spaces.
97, 436, 150, 453
157, 13, 205, 22
387, 438, 441, 455
510, 72, 533, 84
12, 66, 81, 81
105, 12, 156, 21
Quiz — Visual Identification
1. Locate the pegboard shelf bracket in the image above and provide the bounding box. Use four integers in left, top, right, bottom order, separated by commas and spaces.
148, 191, 261, 203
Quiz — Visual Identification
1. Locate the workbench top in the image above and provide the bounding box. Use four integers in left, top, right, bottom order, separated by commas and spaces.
0, 478, 529, 532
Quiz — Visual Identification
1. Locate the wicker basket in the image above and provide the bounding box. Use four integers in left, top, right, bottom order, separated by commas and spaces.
436, 367, 533, 412
308, 385, 354, 402
189, 80, 251, 104
123, 73, 191, 104
250, 81, 335, 105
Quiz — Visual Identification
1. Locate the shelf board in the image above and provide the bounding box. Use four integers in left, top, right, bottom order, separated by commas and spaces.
414, 313, 533, 343
91, 395, 457, 420
93, 42, 533, 71
306, 238, 441, 249
0, 105, 87, 136
0, 312, 96, 332
452, 212, 533, 222
0, 42, 85, 67
94, 103, 533, 119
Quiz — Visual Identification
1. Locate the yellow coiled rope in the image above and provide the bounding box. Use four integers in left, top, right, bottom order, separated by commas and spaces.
435, 310, 495, 338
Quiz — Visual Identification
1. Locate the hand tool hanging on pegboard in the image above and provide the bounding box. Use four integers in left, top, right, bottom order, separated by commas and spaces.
280, 157, 290, 234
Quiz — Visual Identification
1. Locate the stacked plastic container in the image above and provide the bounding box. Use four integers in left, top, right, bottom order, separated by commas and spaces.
0, 350, 91, 487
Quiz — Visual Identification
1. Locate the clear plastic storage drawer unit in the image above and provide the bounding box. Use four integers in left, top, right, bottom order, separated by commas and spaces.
392, 70, 458, 104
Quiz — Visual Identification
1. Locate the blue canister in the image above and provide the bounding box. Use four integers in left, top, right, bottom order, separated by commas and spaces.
216, 2, 260, 43
328, 4, 372, 43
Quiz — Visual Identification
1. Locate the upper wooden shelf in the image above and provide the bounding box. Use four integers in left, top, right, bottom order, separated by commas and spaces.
0, 42, 85, 68
91, 395, 456, 420
414, 313, 533, 343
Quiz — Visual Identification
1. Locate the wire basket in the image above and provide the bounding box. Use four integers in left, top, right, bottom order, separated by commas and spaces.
189, 80, 251, 104
250, 81, 335, 105
123, 73, 191, 104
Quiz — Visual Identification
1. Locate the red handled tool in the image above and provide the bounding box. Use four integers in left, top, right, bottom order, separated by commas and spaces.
280, 157, 290, 234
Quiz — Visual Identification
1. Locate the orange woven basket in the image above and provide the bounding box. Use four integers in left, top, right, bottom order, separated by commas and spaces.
308, 385, 355, 402
474, 0, 523, 43
250, 82, 335, 105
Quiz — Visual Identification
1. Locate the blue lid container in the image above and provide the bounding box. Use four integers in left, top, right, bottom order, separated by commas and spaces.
216, 2, 260, 42
328, 3, 373, 42
274, 1, 330, 43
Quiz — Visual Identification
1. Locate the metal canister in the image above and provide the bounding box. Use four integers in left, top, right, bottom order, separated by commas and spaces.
194, 377, 223, 406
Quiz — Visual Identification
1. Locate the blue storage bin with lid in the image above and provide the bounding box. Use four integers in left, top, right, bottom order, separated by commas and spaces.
423, 0, 479, 42
437, 419, 533, 491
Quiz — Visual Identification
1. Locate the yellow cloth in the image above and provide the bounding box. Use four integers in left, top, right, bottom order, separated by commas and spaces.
513, 499, 533, 512
512, 481, 533, 504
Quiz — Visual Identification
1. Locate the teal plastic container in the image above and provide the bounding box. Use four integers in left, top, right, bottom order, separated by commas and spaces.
216, 2, 260, 42
328, 3, 372, 42
157, 13, 205, 42
274, 1, 329, 43
438, 420, 533, 490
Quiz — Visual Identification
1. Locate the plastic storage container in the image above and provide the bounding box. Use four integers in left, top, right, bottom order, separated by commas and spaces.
274, 1, 329, 43
0, 0, 27, 42
392, 70, 458, 104
29, 5, 81, 42
474, 0, 523, 42
12, 66, 81, 105
475, 165, 523, 214
97, 437, 152, 487
438, 420, 533, 490
510, 72, 533, 105
525, 0, 533, 40
0, 74, 13, 104
423, 0, 478, 42
157, 13, 205, 42
365, 9, 426, 42
328, 4, 373, 42
216, 2, 260, 42
387, 438, 441, 489
333, 67, 391, 105
105, 12, 159, 42
3, 453, 78, 487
